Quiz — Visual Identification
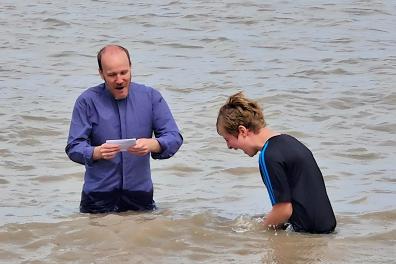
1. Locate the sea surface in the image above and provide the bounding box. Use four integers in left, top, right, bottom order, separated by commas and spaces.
0, 1, 395, 263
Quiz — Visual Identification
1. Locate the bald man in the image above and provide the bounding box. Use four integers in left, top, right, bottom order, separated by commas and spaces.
66, 45, 183, 213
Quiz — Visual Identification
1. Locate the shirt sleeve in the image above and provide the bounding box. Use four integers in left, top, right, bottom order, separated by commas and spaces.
150, 89, 183, 160
65, 97, 95, 165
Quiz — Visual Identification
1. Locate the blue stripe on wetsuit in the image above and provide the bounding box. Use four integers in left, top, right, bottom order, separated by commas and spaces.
259, 142, 276, 205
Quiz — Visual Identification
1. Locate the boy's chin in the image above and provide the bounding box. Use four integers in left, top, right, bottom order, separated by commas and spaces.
244, 150, 258, 157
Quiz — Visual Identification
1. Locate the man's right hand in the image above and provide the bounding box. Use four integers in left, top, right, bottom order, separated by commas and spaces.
93, 143, 121, 160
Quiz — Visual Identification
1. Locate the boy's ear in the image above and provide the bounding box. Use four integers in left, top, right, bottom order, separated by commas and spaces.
238, 125, 248, 136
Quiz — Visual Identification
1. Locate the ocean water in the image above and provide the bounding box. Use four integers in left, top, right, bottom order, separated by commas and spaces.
0, 1, 395, 263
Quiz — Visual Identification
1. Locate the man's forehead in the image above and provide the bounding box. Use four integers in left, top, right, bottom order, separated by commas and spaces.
101, 51, 130, 70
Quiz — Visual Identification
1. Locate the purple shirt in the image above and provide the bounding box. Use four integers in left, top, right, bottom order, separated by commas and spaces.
65, 82, 183, 194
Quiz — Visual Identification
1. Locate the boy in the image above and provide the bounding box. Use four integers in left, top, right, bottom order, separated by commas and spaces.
216, 92, 336, 233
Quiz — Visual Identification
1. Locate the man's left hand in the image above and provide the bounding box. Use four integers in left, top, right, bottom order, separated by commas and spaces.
127, 138, 161, 156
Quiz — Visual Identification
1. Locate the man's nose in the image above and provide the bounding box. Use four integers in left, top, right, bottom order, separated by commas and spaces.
116, 75, 123, 83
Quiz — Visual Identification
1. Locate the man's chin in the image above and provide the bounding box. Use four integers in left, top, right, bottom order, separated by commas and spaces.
115, 95, 128, 100
112, 88, 128, 99
114, 91, 128, 100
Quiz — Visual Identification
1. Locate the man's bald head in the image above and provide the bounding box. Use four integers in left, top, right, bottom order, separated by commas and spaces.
97, 45, 131, 72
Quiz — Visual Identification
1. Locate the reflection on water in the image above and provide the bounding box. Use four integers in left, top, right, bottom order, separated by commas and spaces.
0, 0, 395, 263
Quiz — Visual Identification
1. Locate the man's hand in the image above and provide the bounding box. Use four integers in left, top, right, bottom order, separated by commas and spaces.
93, 143, 121, 160
127, 138, 161, 156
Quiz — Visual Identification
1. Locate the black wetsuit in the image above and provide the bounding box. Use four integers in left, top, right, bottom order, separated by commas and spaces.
259, 134, 336, 233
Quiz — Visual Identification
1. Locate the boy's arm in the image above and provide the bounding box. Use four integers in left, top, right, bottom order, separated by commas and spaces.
262, 202, 293, 229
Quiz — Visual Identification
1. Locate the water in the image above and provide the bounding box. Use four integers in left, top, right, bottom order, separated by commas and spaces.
1, 1, 395, 263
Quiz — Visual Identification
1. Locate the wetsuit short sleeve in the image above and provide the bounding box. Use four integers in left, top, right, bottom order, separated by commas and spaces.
259, 143, 291, 205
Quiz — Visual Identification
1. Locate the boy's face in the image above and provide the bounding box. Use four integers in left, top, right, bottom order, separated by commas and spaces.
220, 127, 258, 157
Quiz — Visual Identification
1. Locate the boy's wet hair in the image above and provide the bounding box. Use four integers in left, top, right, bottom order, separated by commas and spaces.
216, 92, 266, 137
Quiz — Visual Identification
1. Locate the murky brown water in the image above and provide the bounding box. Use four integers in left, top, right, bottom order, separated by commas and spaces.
0, 1, 395, 263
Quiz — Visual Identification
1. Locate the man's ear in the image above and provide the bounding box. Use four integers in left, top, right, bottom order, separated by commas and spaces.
98, 69, 104, 80
238, 125, 248, 137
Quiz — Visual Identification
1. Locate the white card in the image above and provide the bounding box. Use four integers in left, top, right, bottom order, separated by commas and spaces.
106, 138, 136, 151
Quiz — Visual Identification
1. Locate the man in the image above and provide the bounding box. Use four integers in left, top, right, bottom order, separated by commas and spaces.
216, 92, 336, 233
65, 45, 183, 213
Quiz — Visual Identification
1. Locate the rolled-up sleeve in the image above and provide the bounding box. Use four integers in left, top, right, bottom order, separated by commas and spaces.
65, 98, 95, 165
150, 90, 183, 159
